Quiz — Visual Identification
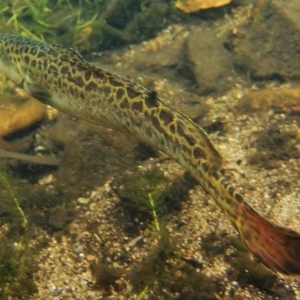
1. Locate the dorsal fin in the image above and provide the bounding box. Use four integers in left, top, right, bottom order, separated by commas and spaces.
48, 45, 88, 64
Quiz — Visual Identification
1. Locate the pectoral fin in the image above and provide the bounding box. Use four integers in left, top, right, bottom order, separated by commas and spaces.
23, 81, 52, 105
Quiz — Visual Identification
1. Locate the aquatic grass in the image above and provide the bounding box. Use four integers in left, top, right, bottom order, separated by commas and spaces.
132, 192, 163, 299
0, 171, 27, 229
72, 8, 99, 43
1, 0, 55, 41
136, 285, 150, 300
0, 170, 31, 298
0, 0, 110, 48
119, 169, 170, 234
0, 5, 9, 18
148, 192, 161, 239
22, 0, 51, 25
0, 170, 71, 298
5, 4, 22, 35
0, 0, 177, 52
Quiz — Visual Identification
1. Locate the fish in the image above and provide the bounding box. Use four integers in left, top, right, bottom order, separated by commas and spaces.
0, 33, 300, 275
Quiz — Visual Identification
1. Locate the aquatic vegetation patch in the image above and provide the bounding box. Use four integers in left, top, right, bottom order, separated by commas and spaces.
0, 0, 181, 53
127, 231, 217, 300
0, 169, 72, 298
0, 171, 34, 298
112, 168, 171, 229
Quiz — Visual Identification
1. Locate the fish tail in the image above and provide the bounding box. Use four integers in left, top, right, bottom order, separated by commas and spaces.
207, 171, 300, 275
235, 202, 300, 275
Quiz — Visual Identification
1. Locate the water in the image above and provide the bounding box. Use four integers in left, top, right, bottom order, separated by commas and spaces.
0, 0, 300, 299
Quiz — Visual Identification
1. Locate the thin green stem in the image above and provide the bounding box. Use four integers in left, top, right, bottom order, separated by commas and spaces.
148, 193, 161, 238
0, 173, 27, 228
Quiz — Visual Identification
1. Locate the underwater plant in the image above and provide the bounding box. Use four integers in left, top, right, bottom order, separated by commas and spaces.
0, 170, 31, 298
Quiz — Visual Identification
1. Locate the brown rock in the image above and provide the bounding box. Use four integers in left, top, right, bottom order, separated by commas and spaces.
132, 34, 186, 71
233, 0, 300, 79
237, 88, 300, 112
0, 96, 47, 138
186, 28, 234, 94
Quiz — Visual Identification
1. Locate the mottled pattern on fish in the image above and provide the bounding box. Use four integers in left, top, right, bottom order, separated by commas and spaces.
1, 33, 300, 275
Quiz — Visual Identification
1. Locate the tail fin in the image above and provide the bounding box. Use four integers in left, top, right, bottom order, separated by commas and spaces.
237, 204, 300, 275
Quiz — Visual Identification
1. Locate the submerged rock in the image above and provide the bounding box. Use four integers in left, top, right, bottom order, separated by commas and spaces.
0, 95, 47, 138
186, 28, 234, 94
237, 88, 300, 112
233, 0, 300, 80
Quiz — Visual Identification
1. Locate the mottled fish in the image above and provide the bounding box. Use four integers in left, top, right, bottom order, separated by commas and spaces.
0, 34, 300, 275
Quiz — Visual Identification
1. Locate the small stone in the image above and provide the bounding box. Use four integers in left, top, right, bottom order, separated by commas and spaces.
86, 254, 95, 261
232, 281, 239, 287
77, 197, 90, 204
75, 245, 84, 254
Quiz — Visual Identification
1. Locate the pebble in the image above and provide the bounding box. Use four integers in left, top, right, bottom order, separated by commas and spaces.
75, 245, 84, 254
232, 281, 239, 287
77, 197, 90, 204
86, 254, 95, 261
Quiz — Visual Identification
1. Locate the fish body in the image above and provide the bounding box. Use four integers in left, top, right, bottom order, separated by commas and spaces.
1, 34, 300, 275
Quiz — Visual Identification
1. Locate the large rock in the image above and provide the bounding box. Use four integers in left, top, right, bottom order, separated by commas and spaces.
186, 28, 234, 94
233, 0, 300, 79
237, 88, 300, 112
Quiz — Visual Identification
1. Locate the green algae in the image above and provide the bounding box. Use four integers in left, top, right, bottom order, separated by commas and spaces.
0, 0, 110, 45
0, 169, 72, 298
109, 167, 219, 299
0, 170, 34, 299
113, 168, 170, 226
0, 0, 181, 52
128, 231, 217, 300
